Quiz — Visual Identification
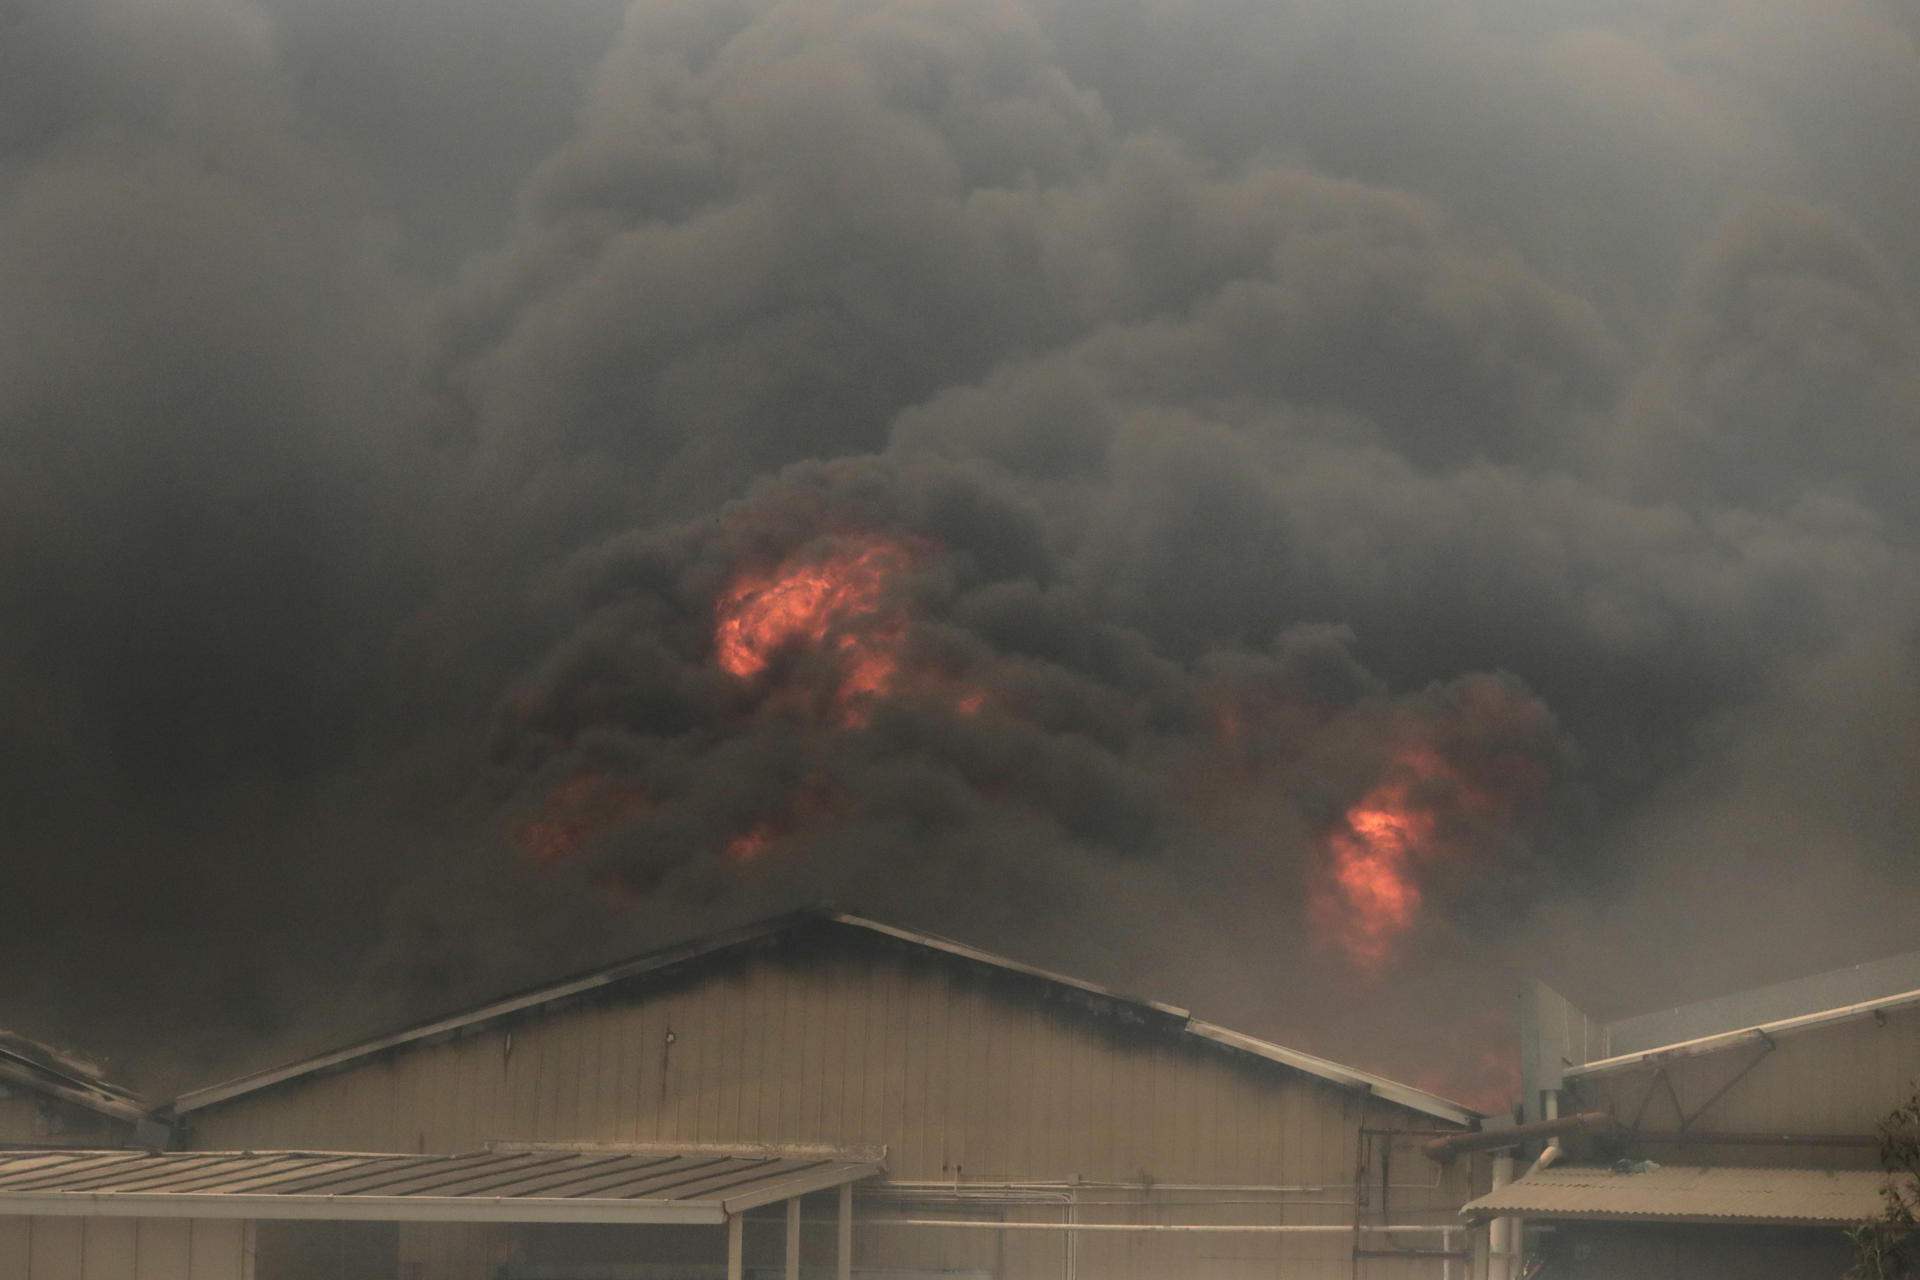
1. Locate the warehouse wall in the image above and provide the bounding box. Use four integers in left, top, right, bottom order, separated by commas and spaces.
189, 937, 1477, 1279
1565, 999, 1920, 1168
0, 1087, 130, 1148
0, 1217, 252, 1280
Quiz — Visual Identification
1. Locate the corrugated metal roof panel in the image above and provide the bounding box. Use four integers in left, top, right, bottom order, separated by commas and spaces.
0, 1146, 883, 1225
1461, 1165, 1895, 1227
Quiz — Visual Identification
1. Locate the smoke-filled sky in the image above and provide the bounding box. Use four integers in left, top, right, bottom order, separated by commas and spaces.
4, 0, 1918, 1105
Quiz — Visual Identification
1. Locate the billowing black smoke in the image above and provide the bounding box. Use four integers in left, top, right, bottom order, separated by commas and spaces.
2, 0, 1917, 1098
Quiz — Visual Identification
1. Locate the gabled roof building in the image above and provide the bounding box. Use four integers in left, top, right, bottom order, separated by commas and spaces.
4, 908, 1495, 1280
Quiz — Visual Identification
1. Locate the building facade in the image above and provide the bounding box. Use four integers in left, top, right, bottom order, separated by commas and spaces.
163, 910, 1488, 1280
1465, 956, 1920, 1279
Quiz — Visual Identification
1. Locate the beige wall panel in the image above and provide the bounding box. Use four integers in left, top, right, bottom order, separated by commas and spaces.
185, 1220, 247, 1280
80, 1218, 137, 1280
397, 1221, 519, 1280
28, 1215, 83, 1280
1575, 1003, 1920, 1152
0, 1217, 28, 1275
132, 1219, 191, 1280
0, 1094, 38, 1142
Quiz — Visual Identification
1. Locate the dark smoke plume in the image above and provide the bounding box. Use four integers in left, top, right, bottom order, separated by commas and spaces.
2, 0, 1917, 1103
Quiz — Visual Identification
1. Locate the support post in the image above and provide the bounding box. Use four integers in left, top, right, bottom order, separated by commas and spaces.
1489, 1155, 1514, 1280
838, 1181, 854, 1280
787, 1195, 802, 1280
729, 1213, 744, 1280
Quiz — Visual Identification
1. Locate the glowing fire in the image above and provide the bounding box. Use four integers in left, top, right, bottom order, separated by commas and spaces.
515, 773, 650, 865
715, 536, 923, 719
1314, 747, 1484, 970
725, 823, 777, 862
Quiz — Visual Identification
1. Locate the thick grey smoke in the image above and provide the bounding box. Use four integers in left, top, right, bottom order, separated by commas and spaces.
3, 0, 1916, 1100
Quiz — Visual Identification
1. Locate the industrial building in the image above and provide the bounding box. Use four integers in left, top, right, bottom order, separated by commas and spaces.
1460, 951, 1920, 1279
0, 909, 1493, 1279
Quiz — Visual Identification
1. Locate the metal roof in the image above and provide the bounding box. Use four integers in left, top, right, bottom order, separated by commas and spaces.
173, 909, 1476, 1127
1461, 1165, 1896, 1228
1607, 949, 1920, 1056
1565, 986, 1920, 1080
0, 1145, 882, 1224
0, 1031, 148, 1125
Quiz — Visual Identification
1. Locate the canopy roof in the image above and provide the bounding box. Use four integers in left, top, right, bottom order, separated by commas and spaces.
0, 1144, 883, 1225
1462, 1164, 1895, 1228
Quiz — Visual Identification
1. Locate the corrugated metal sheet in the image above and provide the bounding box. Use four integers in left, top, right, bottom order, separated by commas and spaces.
0, 1146, 882, 1224
1462, 1165, 1893, 1226
175, 910, 1474, 1125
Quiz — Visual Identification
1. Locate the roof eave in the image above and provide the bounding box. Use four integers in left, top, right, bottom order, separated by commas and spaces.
1566, 986, 1920, 1080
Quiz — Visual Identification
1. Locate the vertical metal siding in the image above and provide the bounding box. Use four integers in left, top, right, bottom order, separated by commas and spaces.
191, 946, 1476, 1279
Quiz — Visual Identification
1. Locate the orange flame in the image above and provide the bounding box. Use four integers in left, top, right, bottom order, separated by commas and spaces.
1313, 746, 1486, 970
715, 536, 923, 720
725, 823, 777, 862
1409, 1048, 1522, 1115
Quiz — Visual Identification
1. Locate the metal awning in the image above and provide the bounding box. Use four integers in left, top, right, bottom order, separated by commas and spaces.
1462, 1165, 1895, 1228
0, 1145, 883, 1225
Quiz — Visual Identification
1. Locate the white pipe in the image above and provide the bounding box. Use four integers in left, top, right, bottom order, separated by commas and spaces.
871, 1181, 1438, 1200
851, 1220, 1459, 1234
1489, 1154, 1515, 1280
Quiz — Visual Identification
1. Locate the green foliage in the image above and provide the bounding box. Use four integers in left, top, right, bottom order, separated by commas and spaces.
1851, 1084, 1920, 1279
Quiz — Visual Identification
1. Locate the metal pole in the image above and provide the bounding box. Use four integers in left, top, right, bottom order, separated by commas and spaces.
787, 1196, 802, 1280
838, 1181, 853, 1280
728, 1213, 744, 1280
1489, 1155, 1514, 1280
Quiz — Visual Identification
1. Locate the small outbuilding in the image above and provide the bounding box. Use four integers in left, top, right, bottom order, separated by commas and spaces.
1465, 951, 1920, 1279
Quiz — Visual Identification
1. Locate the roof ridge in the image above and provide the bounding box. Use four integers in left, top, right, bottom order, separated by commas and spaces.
171, 908, 1475, 1126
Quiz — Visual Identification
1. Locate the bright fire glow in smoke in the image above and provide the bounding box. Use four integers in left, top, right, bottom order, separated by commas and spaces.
1315, 747, 1477, 970
714, 535, 923, 719
515, 773, 650, 865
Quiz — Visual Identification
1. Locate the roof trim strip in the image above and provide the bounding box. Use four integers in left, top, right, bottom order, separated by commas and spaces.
1565, 985, 1920, 1079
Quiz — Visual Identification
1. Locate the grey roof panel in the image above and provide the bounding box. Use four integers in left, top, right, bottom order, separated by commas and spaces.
1462, 1164, 1895, 1227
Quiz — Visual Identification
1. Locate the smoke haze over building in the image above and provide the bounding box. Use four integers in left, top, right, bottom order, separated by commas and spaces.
2, 0, 1917, 1103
